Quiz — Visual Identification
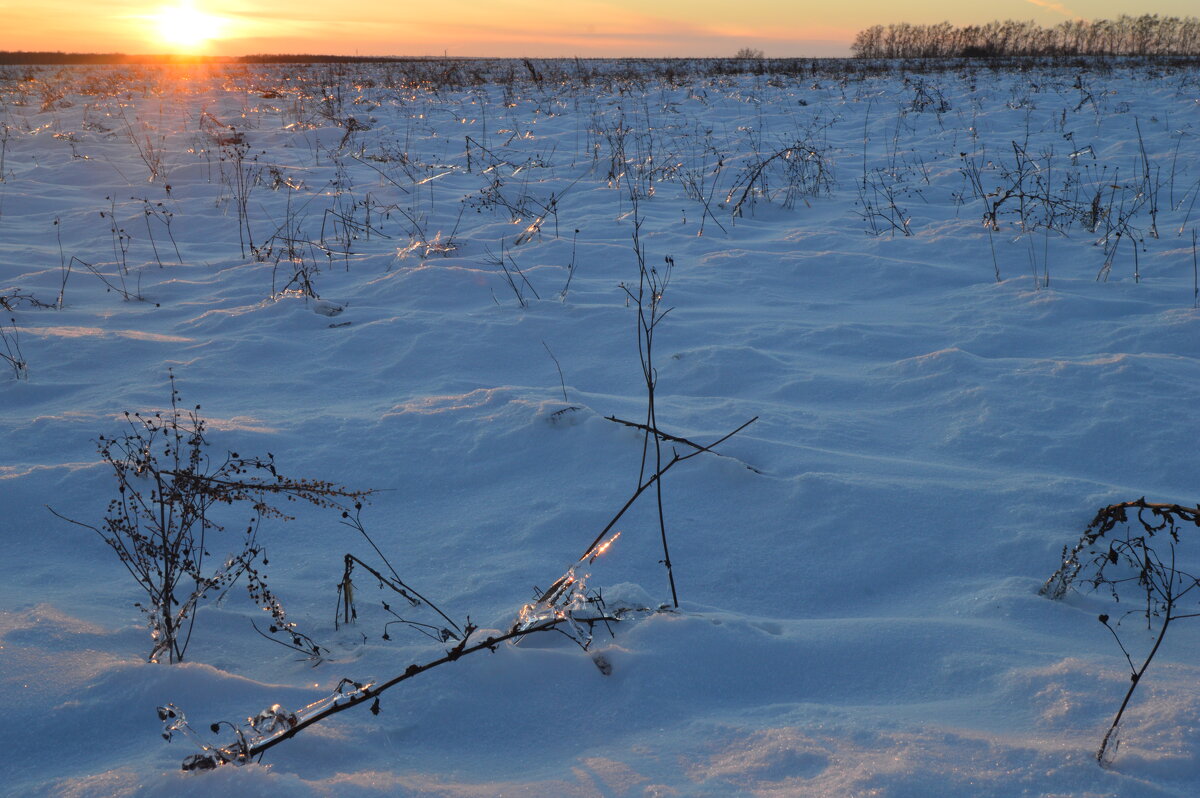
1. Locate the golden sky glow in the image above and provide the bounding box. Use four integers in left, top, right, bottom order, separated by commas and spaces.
1, 0, 1197, 57
150, 1, 227, 51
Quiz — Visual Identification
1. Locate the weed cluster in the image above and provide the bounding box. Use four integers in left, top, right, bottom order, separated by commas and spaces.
5, 58, 1196, 309
147, 205, 755, 770
50, 372, 368, 663
1043, 500, 1200, 764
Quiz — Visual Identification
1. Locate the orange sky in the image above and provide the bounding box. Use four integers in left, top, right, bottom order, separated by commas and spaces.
2, 0, 1197, 57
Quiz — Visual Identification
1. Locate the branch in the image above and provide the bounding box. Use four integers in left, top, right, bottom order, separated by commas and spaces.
604, 415, 763, 473
339, 553, 463, 640
537, 415, 758, 605
1041, 499, 1200, 599
181, 617, 610, 769
159, 467, 370, 501
1098, 610, 1174, 765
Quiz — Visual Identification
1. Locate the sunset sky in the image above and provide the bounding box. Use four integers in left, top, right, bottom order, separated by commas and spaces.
2, 0, 1198, 57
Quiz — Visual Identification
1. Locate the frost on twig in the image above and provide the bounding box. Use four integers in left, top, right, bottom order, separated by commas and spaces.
157, 246, 755, 768
158, 703, 251, 771
166, 536, 630, 770
163, 679, 377, 771
511, 533, 624, 650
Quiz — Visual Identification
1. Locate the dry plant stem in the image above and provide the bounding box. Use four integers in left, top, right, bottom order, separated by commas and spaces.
559, 229, 580, 299
1192, 228, 1197, 308
542, 340, 569, 402
335, 507, 463, 640
338, 552, 462, 640
604, 415, 763, 473
627, 193, 677, 606
75, 256, 147, 303
48, 372, 368, 662
209, 618, 590, 766
541, 415, 758, 606
0, 316, 28, 379
1042, 498, 1200, 764
728, 142, 829, 218
54, 216, 72, 307
988, 227, 1001, 283
1094, 533, 1200, 765
1097, 609, 1173, 763
0, 122, 8, 181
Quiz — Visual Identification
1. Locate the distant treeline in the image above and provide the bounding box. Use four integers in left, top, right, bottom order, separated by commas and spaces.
0, 51, 423, 65
852, 15, 1200, 58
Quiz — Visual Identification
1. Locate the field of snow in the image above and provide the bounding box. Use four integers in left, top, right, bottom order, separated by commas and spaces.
3, 58, 1200, 796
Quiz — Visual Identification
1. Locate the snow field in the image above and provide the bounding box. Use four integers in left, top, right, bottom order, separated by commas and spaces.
2, 58, 1200, 795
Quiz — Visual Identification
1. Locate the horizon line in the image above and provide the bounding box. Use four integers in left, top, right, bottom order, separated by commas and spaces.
0, 50, 855, 64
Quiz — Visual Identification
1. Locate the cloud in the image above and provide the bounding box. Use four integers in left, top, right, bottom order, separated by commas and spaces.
1024, 0, 1079, 19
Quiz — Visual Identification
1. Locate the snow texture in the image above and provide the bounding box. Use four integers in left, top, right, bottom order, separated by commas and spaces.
3, 58, 1200, 796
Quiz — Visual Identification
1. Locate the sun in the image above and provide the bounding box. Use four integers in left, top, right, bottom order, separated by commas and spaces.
152, 1, 226, 51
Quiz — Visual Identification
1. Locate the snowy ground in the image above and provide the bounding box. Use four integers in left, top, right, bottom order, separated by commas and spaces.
3, 58, 1200, 796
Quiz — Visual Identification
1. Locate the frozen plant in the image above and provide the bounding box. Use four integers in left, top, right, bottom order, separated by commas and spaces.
1042, 499, 1200, 765
161, 292, 757, 768
165, 540, 628, 771
50, 371, 369, 663
0, 316, 28, 380
334, 504, 465, 644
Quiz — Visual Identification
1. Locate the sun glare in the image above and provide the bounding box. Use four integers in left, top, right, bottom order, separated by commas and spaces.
152, 1, 226, 51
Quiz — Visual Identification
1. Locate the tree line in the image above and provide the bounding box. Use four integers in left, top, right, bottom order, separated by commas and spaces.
852, 15, 1200, 58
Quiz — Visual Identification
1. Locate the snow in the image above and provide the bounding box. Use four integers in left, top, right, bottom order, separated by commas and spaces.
3, 58, 1200, 796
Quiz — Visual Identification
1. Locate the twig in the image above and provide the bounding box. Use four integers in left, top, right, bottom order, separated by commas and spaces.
1192, 228, 1197, 308
540, 414, 759, 606
1041, 497, 1200, 764
180, 617, 612, 769
604, 415, 763, 473
1, 316, 28, 379
337, 552, 462, 641
542, 340, 568, 402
